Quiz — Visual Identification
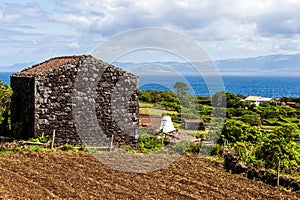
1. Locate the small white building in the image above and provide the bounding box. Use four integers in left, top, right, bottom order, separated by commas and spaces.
160, 116, 176, 133
244, 96, 273, 106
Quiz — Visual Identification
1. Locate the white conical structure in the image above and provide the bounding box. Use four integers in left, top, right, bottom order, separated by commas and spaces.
160, 115, 176, 133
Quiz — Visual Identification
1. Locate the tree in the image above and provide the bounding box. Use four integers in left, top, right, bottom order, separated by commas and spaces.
212, 91, 226, 107
211, 91, 247, 108
241, 113, 261, 126
226, 92, 241, 108
0, 80, 13, 135
257, 124, 300, 171
139, 91, 152, 102
220, 119, 249, 144
173, 82, 189, 94
237, 93, 246, 99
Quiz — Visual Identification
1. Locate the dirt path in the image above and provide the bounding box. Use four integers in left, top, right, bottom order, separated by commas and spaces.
0, 151, 299, 199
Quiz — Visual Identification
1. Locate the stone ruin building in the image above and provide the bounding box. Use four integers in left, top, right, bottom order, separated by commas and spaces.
10, 55, 139, 147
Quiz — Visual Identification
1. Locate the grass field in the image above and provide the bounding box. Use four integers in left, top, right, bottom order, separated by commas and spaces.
139, 107, 178, 116
139, 102, 178, 116
178, 128, 207, 136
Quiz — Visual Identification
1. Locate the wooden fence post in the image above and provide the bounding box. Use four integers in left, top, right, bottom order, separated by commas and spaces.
51, 130, 56, 149
277, 157, 280, 187
110, 135, 114, 152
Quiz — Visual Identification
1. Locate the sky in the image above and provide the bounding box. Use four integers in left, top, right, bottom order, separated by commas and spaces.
1, 0, 300, 65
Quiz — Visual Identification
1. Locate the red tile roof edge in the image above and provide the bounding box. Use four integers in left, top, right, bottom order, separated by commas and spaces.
11, 54, 138, 78
12, 55, 87, 76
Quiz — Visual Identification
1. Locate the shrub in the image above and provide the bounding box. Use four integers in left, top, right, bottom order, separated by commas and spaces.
220, 120, 248, 144
169, 140, 191, 154
29, 132, 50, 146
24, 145, 43, 152
256, 124, 300, 171
0, 80, 13, 135
241, 113, 261, 126
187, 142, 202, 153
195, 133, 206, 139
62, 143, 76, 151
210, 144, 223, 156
138, 131, 163, 153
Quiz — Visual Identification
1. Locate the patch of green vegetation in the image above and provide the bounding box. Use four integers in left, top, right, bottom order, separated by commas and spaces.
29, 132, 50, 146
139, 90, 300, 179
173, 122, 181, 129
12, 146, 22, 152
261, 125, 275, 130
84, 147, 98, 153
139, 102, 153, 108
24, 145, 44, 152
169, 140, 191, 154
138, 129, 164, 153
0, 80, 13, 136
0, 150, 9, 155
61, 143, 78, 151
178, 128, 207, 136
186, 142, 202, 154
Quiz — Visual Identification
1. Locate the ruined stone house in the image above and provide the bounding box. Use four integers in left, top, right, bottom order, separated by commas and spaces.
11, 55, 139, 147
183, 119, 205, 130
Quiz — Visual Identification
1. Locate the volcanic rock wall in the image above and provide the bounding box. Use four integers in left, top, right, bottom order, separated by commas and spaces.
11, 55, 139, 147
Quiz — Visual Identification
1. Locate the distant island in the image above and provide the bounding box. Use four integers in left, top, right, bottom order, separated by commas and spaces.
114, 53, 300, 76
1, 53, 300, 76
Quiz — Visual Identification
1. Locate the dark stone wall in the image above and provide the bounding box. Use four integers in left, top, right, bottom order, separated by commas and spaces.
95, 65, 139, 147
71, 56, 139, 147
34, 62, 79, 144
11, 55, 139, 147
10, 77, 35, 139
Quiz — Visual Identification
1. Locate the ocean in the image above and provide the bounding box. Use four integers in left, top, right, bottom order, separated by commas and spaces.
139, 75, 300, 98
0, 72, 13, 85
1, 72, 300, 98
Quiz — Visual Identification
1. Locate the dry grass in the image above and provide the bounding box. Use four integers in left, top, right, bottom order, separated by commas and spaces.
139, 107, 178, 116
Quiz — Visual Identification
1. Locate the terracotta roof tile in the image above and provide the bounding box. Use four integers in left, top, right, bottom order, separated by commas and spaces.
139, 116, 162, 128
14, 55, 84, 76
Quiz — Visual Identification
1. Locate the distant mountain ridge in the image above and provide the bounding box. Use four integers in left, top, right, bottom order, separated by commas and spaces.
1, 53, 300, 76
215, 53, 300, 76
113, 53, 300, 76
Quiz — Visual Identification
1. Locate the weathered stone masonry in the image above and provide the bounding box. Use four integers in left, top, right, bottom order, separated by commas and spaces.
11, 55, 139, 147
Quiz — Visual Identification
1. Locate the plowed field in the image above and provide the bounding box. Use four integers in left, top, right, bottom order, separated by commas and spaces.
0, 151, 299, 199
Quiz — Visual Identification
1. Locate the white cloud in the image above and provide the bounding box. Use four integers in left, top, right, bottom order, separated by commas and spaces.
69, 42, 80, 49
49, 13, 95, 29
1, 0, 300, 64
1, 2, 46, 21
49, 0, 300, 39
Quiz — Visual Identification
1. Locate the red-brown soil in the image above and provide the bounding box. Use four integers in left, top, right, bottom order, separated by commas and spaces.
0, 151, 299, 199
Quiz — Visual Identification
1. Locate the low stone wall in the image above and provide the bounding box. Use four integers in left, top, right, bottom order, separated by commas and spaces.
224, 154, 300, 192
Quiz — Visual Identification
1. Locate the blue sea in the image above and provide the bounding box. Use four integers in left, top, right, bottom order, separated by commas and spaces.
0, 72, 13, 85
2, 72, 300, 98
140, 75, 300, 98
